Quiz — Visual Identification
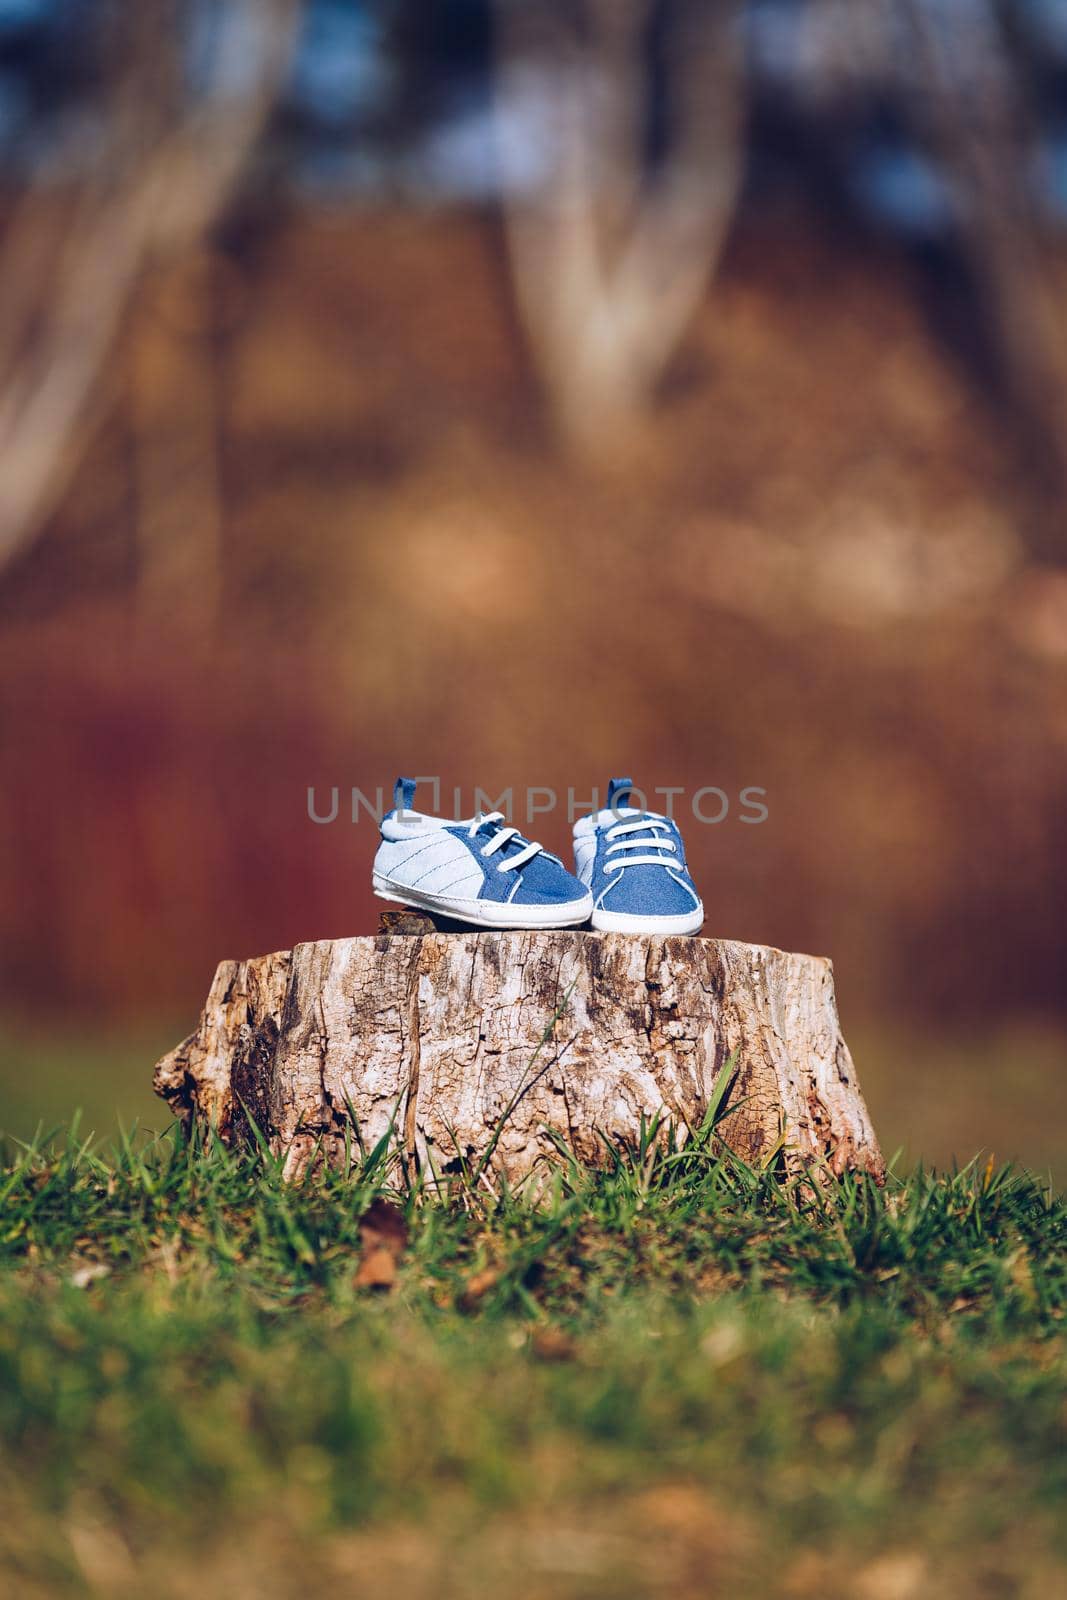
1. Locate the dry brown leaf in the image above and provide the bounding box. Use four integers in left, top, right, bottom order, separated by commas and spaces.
354, 1199, 408, 1291
783, 1548, 837, 1596
855, 1552, 928, 1600
358, 1198, 408, 1253
354, 1245, 398, 1291
458, 1267, 500, 1311
529, 1326, 577, 1363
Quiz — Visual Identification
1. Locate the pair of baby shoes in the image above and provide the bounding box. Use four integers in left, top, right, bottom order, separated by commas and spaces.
373, 776, 704, 935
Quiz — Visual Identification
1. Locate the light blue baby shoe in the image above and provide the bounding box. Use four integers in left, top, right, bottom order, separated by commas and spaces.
573, 777, 704, 935
373, 778, 593, 929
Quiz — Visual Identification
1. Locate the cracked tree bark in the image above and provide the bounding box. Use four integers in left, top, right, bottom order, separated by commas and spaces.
154, 912, 884, 1184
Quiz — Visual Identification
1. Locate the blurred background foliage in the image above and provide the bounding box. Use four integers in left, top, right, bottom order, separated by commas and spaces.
0, 0, 1064, 1173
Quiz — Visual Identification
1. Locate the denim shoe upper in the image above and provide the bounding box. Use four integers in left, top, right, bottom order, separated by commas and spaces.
573, 776, 702, 919
377, 778, 588, 908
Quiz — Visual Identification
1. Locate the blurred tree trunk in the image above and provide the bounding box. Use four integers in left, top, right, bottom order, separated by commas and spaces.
129, 252, 225, 632
900, 0, 1067, 544
0, 0, 299, 586
494, 0, 744, 458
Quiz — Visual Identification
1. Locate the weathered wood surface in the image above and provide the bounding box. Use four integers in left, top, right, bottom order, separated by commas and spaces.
154, 912, 884, 1183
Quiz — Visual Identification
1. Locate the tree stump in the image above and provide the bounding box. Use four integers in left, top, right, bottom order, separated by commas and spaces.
154, 913, 884, 1184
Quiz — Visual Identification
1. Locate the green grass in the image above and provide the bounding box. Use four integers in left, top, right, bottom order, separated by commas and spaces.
0, 1123, 1064, 1600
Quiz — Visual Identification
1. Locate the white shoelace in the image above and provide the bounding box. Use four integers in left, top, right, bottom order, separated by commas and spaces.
605, 817, 678, 871
468, 812, 542, 873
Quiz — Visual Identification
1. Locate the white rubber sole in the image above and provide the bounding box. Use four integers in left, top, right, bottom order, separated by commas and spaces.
590, 904, 705, 936
373, 874, 593, 930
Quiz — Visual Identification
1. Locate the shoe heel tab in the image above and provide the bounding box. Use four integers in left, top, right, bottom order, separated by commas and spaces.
394, 776, 418, 816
